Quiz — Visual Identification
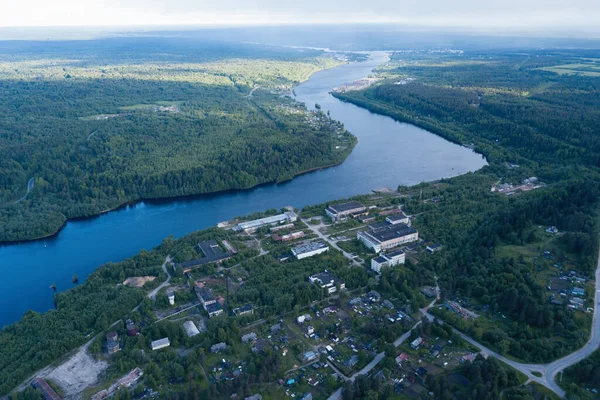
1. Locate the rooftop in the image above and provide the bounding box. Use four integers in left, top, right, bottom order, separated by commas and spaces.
292, 241, 328, 255
237, 211, 297, 230
362, 223, 417, 243
151, 338, 170, 348
386, 213, 408, 221
205, 302, 223, 314
310, 270, 343, 286
183, 321, 200, 337
234, 304, 253, 314
178, 240, 230, 269
196, 287, 215, 302
327, 201, 365, 214
386, 248, 405, 258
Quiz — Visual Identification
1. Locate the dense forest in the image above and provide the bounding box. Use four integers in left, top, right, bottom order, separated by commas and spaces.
0, 39, 354, 242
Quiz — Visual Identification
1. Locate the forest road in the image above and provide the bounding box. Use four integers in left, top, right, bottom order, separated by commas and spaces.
14, 177, 34, 204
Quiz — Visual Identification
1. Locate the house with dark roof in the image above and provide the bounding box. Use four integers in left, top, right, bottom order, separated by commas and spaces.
309, 270, 345, 294
233, 304, 254, 317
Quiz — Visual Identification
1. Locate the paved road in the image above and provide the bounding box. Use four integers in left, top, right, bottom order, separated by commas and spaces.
424, 247, 600, 398
148, 256, 172, 300
328, 253, 600, 400
302, 219, 361, 266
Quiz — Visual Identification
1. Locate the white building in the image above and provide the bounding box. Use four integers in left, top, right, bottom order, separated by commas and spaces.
410, 337, 423, 349
292, 241, 329, 260
183, 321, 200, 337
236, 211, 298, 233
358, 223, 418, 253
167, 291, 175, 306
385, 212, 409, 225
371, 248, 406, 273
309, 271, 345, 294
297, 314, 312, 324
151, 338, 170, 351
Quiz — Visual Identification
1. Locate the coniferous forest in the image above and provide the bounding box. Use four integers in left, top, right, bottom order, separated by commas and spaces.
0, 39, 354, 242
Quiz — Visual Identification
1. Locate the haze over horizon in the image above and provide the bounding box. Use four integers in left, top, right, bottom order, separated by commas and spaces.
3, 0, 600, 37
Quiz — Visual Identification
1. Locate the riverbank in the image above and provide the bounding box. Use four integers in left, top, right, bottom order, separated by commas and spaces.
0, 151, 356, 246
0, 50, 485, 329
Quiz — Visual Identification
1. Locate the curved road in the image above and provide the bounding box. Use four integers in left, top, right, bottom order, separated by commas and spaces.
148, 256, 172, 300
14, 177, 34, 203
424, 246, 600, 398
327, 246, 600, 399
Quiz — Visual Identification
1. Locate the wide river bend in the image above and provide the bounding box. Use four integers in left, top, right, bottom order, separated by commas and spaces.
0, 52, 486, 327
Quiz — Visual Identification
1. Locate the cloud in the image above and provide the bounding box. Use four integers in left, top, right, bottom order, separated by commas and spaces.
2, 0, 599, 35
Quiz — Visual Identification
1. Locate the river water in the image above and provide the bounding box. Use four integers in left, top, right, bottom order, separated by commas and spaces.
0, 52, 486, 327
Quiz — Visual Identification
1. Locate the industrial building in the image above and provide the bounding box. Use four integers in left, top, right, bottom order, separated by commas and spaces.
272, 230, 305, 242
426, 243, 443, 253
205, 302, 224, 318
357, 222, 418, 253
233, 304, 254, 317
385, 212, 409, 225
196, 287, 216, 307
309, 270, 345, 294
32, 378, 62, 400
235, 211, 298, 233
178, 240, 231, 272
291, 241, 329, 260
325, 201, 367, 222
151, 337, 170, 351
195, 286, 224, 317
183, 321, 201, 337
371, 248, 406, 273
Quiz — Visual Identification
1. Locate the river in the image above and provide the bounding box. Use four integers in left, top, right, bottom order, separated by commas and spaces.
0, 52, 486, 327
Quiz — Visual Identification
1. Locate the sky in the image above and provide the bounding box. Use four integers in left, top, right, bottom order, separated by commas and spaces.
2, 0, 600, 36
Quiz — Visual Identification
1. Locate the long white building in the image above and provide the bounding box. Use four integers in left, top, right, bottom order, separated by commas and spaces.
292, 241, 329, 260
236, 211, 298, 233
151, 338, 170, 351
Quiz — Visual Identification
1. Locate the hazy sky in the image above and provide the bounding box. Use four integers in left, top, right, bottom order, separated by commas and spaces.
3, 0, 599, 35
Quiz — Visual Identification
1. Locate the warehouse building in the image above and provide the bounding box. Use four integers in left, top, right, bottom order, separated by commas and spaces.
235, 211, 298, 233
178, 240, 231, 273
309, 270, 345, 294
292, 241, 329, 259
326, 201, 367, 222
371, 248, 406, 273
183, 321, 201, 337
195, 287, 224, 317
385, 212, 409, 225
357, 223, 418, 253
205, 302, 224, 318
151, 338, 170, 351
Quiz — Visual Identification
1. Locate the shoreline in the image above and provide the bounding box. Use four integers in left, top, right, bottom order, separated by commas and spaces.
0, 156, 354, 246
